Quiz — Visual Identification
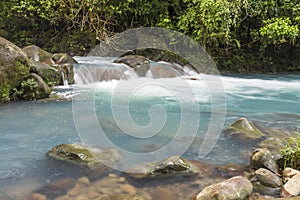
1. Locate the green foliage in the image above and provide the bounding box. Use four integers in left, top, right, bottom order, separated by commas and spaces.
178, 0, 245, 48
260, 17, 299, 45
0, 85, 10, 103
13, 78, 39, 100
281, 131, 300, 169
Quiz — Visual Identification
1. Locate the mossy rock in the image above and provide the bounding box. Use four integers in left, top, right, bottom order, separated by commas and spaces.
48, 143, 95, 165
0, 37, 30, 103
29, 60, 61, 87
48, 143, 122, 169
126, 155, 199, 179
225, 118, 265, 142
22, 45, 52, 62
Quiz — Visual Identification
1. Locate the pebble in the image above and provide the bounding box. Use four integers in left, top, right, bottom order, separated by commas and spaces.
67, 183, 83, 196
31, 193, 47, 200
78, 177, 90, 186
121, 184, 137, 195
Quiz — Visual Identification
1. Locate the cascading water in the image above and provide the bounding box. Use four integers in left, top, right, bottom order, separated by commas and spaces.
74, 57, 196, 84
61, 70, 69, 86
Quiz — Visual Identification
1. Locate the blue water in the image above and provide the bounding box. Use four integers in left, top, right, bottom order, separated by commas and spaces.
0, 57, 300, 199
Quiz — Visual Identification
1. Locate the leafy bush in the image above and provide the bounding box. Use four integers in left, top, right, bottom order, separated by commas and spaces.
13, 78, 38, 100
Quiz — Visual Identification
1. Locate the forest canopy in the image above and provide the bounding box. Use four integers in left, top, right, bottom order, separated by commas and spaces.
1, 0, 300, 72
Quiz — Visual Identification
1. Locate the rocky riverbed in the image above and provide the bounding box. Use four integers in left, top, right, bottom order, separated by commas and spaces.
26, 118, 300, 200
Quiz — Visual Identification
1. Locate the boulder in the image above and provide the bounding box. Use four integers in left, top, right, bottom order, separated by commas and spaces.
252, 168, 282, 188
225, 118, 265, 142
51, 53, 76, 85
250, 148, 280, 175
29, 60, 61, 87
22, 45, 52, 62
195, 176, 253, 200
48, 143, 121, 173
283, 168, 300, 183
114, 55, 150, 77
281, 172, 300, 197
11, 75, 49, 101
0, 37, 30, 103
250, 168, 282, 196
126, 155, 199, 179
258, 137, 287, 160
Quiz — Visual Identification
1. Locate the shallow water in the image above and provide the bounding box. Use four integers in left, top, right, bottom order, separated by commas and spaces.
1, 57, 300, 199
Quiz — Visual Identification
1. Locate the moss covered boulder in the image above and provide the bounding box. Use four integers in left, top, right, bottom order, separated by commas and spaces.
22, 45, 52, 62
0, 37, 30, 103
126, 155, 199, 179
225, 118, 265, 142
48, 143, 122, 175
28, 60, 61, 87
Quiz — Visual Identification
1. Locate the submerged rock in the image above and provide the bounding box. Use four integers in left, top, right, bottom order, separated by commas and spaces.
48, 143, 121, 172
250, 148, 280, 175
97, 194, 148, 200
258, 137, 287, 160
195, 176, 253, 200
126, 155, 199, 179
226, 118, 265, 142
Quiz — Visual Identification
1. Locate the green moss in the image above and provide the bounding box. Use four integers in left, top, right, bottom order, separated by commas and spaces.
48, 144, 95, 165
0, 84, 10, 103
15, 60, 29, 77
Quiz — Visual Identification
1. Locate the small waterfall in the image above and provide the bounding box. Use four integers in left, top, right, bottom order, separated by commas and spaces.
61, 70, 69, 86
74, 57, 198, 84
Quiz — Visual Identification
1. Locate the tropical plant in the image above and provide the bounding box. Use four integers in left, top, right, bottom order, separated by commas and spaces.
280, 131, 300, 169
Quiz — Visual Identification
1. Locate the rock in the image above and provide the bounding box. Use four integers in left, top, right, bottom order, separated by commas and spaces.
35, 178, 76, 199
114, 55, 150, 77
96, 194, 148, 200
249, 193, 274, 200
147, 187, 177, 200
215, 164, 249, 178
78, 177, 90, 186
28, 73, 51, 98
281, 172, 300, 197
126, 155, 199, 179
283, 168, 300, 183
51, 53, 76, 85
250, 148, 280, 175
120, 184, 137, 195
251, 181, 281, 196
225, 118, 265, 141
28, 60, 61, 87
52, 53, 77, 65
252, 168, 282, 188
276, 197, 300, 200
149, 62, 184, 78
258, 137, 287, 160
195, 176, 253, 200
0, 37, 30, 103
22, 45, 52, 62
31, 193, 47, 200
48, 143, 121, 172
